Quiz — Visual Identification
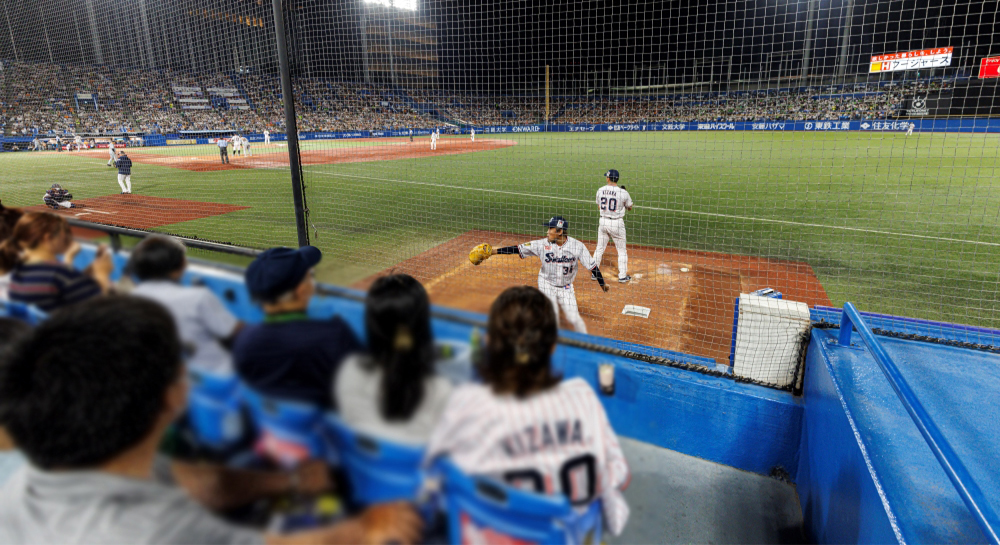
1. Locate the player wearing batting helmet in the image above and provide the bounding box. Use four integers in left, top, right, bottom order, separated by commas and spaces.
468, 215, 609, 333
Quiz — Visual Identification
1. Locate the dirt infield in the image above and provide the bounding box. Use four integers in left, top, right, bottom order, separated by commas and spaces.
26, 195, 248, 230
354, 230, 832, 364
76, 138, 516, 172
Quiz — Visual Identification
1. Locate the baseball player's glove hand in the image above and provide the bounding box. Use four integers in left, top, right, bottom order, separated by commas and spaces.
469, 243, 493, 266
618, 185, 626, 190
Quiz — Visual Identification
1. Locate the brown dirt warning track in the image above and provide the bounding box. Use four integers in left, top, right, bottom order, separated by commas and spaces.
76, 138, 516, 171
354, 230, 832, 365
26, 195, 248, 230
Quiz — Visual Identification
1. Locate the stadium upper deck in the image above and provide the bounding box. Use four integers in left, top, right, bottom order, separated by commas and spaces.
0, 60, 954, 136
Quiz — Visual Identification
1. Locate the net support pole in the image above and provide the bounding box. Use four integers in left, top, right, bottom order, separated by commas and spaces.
545, 65, 550, 124
272, 0, 310, 248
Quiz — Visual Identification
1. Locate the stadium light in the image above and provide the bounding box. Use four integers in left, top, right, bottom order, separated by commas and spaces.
364, 0, 417, 11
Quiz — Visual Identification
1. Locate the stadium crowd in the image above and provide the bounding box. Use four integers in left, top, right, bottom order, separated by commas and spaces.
0, 206, 631, 543
2, 59, 951, 137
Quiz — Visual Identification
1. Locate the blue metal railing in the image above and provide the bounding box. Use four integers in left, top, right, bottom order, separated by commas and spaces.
839, 302, 1000, 545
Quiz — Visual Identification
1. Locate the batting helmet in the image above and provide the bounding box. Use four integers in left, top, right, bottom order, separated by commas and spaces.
543, 216, 569, 231
605, 169, 620, 182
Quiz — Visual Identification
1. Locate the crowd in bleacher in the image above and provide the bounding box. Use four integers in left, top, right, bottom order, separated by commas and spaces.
2, 60, 951, 138
0, 204, 630, 543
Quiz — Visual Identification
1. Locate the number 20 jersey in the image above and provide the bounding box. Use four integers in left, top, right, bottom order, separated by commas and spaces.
596, 185, 633, 220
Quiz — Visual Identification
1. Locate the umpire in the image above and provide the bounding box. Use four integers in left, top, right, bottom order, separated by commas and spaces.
218, 137, 229, 164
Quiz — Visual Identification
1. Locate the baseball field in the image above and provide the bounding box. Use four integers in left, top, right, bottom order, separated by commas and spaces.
2, 131, 999, 359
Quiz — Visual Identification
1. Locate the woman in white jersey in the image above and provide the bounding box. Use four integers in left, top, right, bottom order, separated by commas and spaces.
425, 286, 631, 536
472, 216, 609, 334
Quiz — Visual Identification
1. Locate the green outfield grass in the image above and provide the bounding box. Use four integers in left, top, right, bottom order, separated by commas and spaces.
2, 131, 999, 328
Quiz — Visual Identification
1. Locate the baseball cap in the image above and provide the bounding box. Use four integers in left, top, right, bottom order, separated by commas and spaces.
245, 246, 322, 301
543, 216, 569, 231
605, 169, 620, 181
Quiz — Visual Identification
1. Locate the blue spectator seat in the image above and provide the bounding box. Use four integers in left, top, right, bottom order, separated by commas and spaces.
241, 387, 326, 468
0, 301, 47, 325
323, 415, 426, 506
186, 369, 245, 451
438, 460, 603, 545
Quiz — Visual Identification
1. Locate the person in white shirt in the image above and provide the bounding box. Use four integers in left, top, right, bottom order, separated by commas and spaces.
264, 129, 271, 145
593, 169, 634, 283
335, 274, 451, 445
128, 235, 242, 375
241, 135, 251, 157
470, 128, 475, 142
425, 286, 631, 536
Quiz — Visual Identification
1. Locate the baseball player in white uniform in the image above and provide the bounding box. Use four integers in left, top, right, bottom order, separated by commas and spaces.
906, 123, 915, 136
73, 134, 83, 151
231, 134, 242, 156
470, 128, 475, 142
264, 129, 271, 145
593, 169, 634, 283
430, 130, 438, 150
241, 135, 251, 157
107, 140, 117, 166
470, 216, 610, 333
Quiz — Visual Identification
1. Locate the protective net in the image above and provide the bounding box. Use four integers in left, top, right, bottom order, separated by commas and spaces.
2, 0, 999, 387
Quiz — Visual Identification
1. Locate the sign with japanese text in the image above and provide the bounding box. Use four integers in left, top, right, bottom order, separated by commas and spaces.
869, 47, 952, 72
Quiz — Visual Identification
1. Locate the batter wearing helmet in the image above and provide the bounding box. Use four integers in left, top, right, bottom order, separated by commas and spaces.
593, 169, 633, 283
469, 216, 609, 334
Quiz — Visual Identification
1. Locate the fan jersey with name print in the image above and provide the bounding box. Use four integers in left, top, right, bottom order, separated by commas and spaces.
595, 185, 633, 220
424, 377, 631, 536
517, 236, 597, 287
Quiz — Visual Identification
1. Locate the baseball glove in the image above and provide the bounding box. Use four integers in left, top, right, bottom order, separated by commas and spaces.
619, 184, 626, 190
469, 243, 493, 266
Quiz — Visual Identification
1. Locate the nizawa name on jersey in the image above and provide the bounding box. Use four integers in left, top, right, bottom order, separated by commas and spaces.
499, 419, 584, 457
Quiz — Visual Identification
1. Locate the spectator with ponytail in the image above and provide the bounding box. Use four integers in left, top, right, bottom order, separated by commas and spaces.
335, 274, 452, 445
0, 212, 113, 312
425, 285, 632, 537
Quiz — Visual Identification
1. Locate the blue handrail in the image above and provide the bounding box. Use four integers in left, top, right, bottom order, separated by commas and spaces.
839, 302, 1000, 545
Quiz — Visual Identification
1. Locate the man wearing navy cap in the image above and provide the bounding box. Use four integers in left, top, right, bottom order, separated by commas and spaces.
232, 246, 362, 408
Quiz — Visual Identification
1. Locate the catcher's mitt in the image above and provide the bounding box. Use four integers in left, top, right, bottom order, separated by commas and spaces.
469, 243, 493, 266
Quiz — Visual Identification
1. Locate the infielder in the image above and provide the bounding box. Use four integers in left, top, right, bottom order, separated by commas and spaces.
107, 139, 117, 167
241, 135, 251, 157
116, 151, 133, 194
73, 134, 83, 151
469, 216, 609, 333
906, 123, 915, 136
31, 137, 42, 151
217, 137, 229, 164
470, 128, 475, 142
264, 129, 271, 145
232, 134, 242, 156
430, 130, 438, 150
409, 128, 413, 142
593, 169, 633, 283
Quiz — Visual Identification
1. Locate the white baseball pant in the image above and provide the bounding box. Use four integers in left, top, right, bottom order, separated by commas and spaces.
108, 149, 116, 166
117, 174, 131, 193
538, 277, 587, 334
265, 134, 270, 144
593, 217, 628, 279
431, 138, 437, 150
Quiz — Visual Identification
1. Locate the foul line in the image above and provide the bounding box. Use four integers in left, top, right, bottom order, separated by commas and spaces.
303, 169, 1000, 248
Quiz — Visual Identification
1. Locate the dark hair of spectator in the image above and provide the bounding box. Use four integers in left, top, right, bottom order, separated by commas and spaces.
364, 274, 434, 421
0, 318, 31, 361
0, 200, 25, 244
482, 286, 561, 398
0, 296, 182, 469
127, 235, 186, 281
0, 212, 68, 272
